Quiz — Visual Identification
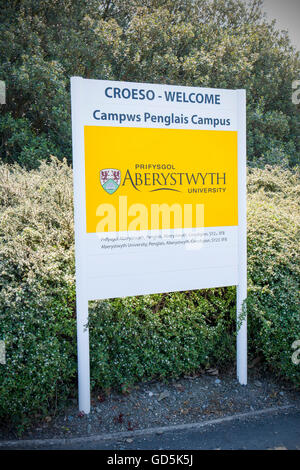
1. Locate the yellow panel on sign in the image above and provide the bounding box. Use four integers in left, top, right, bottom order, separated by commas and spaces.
84, 126, 238, 233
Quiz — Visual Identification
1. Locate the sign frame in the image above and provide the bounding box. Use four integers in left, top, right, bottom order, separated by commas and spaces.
71, 77, 247, 413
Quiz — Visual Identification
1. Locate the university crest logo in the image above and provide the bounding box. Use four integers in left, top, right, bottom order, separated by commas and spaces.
100, 169, 121, 194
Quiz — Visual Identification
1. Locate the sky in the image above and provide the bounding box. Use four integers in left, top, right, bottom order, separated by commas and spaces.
261, 0, 300, 50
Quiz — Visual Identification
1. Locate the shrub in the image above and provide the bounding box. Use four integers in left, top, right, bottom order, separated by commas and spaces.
0, 159, 76, 430
247, 166, 300, 384
0, 159, 299, 430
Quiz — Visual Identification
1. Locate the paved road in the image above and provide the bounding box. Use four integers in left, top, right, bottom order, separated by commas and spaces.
4, 409, 300, 450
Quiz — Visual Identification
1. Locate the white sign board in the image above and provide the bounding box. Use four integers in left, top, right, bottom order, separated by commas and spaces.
71, 78, 247, 413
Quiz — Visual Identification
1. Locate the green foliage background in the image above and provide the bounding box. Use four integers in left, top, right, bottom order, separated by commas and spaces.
0, 0, 299, 168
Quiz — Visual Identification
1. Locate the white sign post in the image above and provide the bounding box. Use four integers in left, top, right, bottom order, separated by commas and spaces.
71, 78, 247, 413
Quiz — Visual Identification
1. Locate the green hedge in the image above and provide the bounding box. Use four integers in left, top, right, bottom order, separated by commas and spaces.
0, 159, 299, 429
